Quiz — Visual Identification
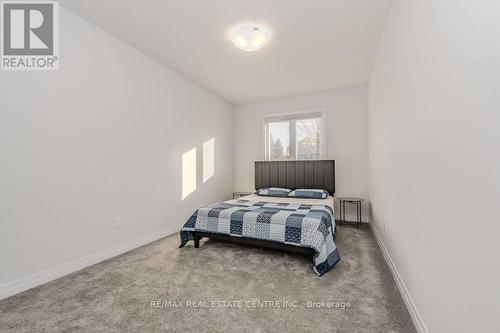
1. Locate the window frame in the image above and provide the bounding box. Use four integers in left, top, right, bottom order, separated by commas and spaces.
264, 109, 327, 161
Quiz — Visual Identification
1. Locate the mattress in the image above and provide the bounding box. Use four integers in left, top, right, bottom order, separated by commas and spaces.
241, 193, 335, 211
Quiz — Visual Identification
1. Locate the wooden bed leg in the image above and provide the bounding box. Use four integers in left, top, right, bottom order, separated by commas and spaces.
194, 237, 200, 248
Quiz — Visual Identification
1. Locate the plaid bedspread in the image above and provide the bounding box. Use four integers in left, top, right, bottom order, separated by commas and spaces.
179, 198, 340, 276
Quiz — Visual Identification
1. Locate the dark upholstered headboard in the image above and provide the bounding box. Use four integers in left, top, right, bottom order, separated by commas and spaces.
255, 160, 335, 195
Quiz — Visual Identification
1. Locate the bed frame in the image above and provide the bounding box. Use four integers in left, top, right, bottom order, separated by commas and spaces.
190, 160, 336, 256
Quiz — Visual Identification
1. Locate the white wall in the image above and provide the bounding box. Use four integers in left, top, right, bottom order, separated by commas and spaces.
0, 8, 233, 297
233, 86, 369, 222
369, 1, 500, 332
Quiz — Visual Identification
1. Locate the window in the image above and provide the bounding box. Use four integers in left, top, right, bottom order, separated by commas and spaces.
265, 111, 325, 161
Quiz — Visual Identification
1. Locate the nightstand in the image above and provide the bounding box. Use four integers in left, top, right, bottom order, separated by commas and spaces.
338, 197, 364, 228
233, 191, 252, 199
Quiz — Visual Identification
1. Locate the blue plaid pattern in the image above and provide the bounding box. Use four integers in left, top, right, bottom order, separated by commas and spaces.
255, 187, 291, 197
180, 199, 340, 276
288, 189, 329, 199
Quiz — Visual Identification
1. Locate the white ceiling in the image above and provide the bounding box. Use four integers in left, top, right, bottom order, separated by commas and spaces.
62, 0, 391, 104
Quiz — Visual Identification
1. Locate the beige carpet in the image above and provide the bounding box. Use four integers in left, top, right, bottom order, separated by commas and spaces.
0, 224, 416, 332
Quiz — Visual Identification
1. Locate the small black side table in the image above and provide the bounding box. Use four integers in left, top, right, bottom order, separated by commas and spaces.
233, 192, 252, 199
338, 197, 364, 228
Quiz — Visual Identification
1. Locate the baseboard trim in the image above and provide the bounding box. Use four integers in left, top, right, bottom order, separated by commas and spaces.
0, 224, 181, 300
370, 223, 428, 333
337, 220, 370, 225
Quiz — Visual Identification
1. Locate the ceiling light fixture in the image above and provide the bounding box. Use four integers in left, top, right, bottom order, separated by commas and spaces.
230, 25, 271, 52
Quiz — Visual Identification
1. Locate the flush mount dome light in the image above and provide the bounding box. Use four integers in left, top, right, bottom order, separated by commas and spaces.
230, 25, 271, 51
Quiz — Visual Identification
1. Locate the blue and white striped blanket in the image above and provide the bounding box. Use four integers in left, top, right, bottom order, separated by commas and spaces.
179, 199, 340, 276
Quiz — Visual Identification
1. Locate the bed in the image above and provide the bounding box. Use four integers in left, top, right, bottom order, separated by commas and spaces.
179, 160, 340, 276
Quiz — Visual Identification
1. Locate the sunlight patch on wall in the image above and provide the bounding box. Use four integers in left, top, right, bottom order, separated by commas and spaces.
203, 138, 215, 183
182, 147, 197, 199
